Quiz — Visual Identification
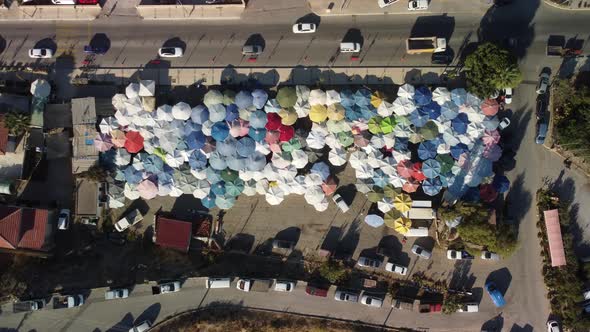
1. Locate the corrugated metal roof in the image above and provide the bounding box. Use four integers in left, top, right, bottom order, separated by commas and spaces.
71, 97, 96, 125
18, 208, 48, 250
155, 216, 192, 252
544, 209, 566, 267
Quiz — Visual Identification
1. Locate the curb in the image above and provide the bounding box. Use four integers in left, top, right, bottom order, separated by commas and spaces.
543, 0, 590, 11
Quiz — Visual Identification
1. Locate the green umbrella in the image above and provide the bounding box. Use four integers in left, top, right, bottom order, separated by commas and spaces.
276, 87, 297, 108
223, 89, 236, 105
282, 138, 302, 152
383, 185, 400, 198
367, 188, 384, 203
380, 117, 395, 134
337, 131, 354, 147
419, 121, 439, 140
436, 154, 455, 173
204, 90, 223, 107
220, 168, 239, 182
152, 147, 167, 160
225, 178, 245, 197
368, 116, 383, 134
408, 132, 424, 144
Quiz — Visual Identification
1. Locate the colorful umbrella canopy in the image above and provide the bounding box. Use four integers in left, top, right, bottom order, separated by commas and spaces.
124, 131, 144, 153
327, 104, 345, 121
276, 87, 297, 108
451, 88, 467, 106
418, 141, 438, 160
414, 86, 432, 106
321, 177, 338, 196
408, 109, 429, 127
419, 121, 439, 140
451, 113, 469, 134
484, 144, 502, 162
216, 195, 236, 210
309, 89, 327, 105
94, 133, 113, 152
481, 98, 499, 116
172, 102, 191, 120
326, 90, 341, 106
371, 91, 385, 108
393, 193, 412, 212
432, 87, 451, 104
311, 162, 330, 181
30, 79, 51, 98
397, 160, 414, 178
229, 118, 250, 138
249, 110, 268, 129
450, 143, 469, 160
328, 148, 347, 166
248, 127, 267, 142
137, 178, 158, 200
436, 154, 455, 173
201, 192, 217, 208
479, 183, 498, 202
368, 116, 383, 134
279, 108, 298, 126
423, 178, 443, 196
384, 210, 411, 234
422, 159, 441, 179
211, 122, 230, 141
236, 137, 256, 157
482, 129, 501, 146
251, 89, 268, 109
364, 214, 384, 228
367, 189, 385, 203
204, 90, 224, 108
310, 104, 328, 123
226, 179, 245, 197
493, 175, 510, 193
402, 177, 420, 193
266, 184, 285, 205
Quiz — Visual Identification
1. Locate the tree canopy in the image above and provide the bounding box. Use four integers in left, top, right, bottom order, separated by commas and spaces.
4, 112, 30, 136
463, 42, 523, 98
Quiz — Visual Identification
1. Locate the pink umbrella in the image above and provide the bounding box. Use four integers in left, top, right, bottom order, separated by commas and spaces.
402, 178, 420, 193
94, 133, 113, 152
110, 130, 126, 148
479, 184, 498, 203
321, 177, 338, 196
269, 143, 282, 153
481, 99, 499, 116
482, 129, 500, 146
484, 144, 502, 162
353, 134, 370, 148
397, 160, 414, 178
137, 178, 158, 200
265, 130, 280, 145
229, 119, 250, 138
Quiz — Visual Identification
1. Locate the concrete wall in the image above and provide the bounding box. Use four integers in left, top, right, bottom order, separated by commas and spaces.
137, 3, 244, 20
2, 4, 101, 21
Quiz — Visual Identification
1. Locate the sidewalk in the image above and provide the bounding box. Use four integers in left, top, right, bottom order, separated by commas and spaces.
543, 0, 590, 10
308, 0, 491, 16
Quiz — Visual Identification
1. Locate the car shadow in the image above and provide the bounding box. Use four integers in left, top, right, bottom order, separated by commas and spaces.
341, 28, 364, 48
162, 37, 186, 52
89, 33, 111, 53
486, 267, 512, 295
33, 37, 57, 54
244, 33, 266, 52
275, 226, 301, 244
133, 303, 161, 327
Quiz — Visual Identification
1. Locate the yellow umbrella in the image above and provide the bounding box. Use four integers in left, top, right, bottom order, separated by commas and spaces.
371, 91, 385, 108
393, 193, 412, 213
279, 108, 298, 126
309, 104, 328, 123
384, 210, 412, 234
327, 104, 345, 121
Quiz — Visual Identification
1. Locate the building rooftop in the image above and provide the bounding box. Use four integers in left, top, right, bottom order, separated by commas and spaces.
155, 215, 192, 252
44, 103, 72, 129
71, 97, 96, 125
75, 179, 99, 217
72, 124, 98, 174
0, 205, 53, 251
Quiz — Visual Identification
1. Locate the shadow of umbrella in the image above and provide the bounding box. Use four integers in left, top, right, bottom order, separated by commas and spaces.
133, 303, 161, 327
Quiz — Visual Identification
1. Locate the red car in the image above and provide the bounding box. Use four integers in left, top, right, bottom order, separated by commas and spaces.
77, 0, 99, 4
305, 286, 328, 297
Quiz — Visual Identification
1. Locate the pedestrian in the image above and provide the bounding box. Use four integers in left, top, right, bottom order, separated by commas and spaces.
402, 236, 407, 244
564, 158, 572, 168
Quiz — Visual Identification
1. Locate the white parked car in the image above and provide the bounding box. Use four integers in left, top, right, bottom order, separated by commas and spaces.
547, 320, 561, 332
274, 280, 295, 292
158, 47, 183, 58
156, 281, 181, 294
334, 290, 359, 302
408, 0, 428, 10
361, 294, 383, 308
385, 262, 408, 275
457, 303, 479, 312
411, 244, 432, 259
292, 23, 316, 34
129, 320, 152, 332
332, 193, 349, 213
378, 0, 399, 8
481, 251, 500, 260
105, 288, 129, 300
57, 209, 70, 230
28, 48, 53, 59
51, 0, 76, 4
504, 87, 513, 104
536, 72, 550, 94
357, 256, 381, 268
114, 209, 143, 232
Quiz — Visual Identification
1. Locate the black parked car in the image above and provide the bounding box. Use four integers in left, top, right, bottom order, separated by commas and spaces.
536, 98, 547, 121
431, 52, 453, 65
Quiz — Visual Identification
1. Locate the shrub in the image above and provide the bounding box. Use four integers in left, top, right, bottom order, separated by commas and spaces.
317, 260, 347, 284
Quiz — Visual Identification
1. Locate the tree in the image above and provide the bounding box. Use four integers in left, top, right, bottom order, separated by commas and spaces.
77, 164, 107, 182
463, 42, 523, 98
4, 112, 30, 136
317, 260, 347, 284
442, 293, 462, 315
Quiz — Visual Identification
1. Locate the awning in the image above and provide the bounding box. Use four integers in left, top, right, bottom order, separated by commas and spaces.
543, 209, 566, 267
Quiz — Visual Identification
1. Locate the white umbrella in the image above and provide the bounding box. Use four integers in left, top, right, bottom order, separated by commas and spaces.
108, 197, 125, 209
349, 150, 368, 169
370, 135, 386, 150
391, 96, 416, 116
191, 168, 207, 180
169, 186, 184, 198
377, 100, 393, 117
437, 143, 451, 154
242, 179, 257, 196
124, 183, 140, 200
442, 127, 460, 146
326, 90, 341, 106
209, 104, 227, 123
294, 99, 311, 118
389, 172, 406, 188
355, 179, 373, 194
255, 141, 272, 155
139, 80, 155, 97
483, 116, 500, 130
125, 83, 140, 99
99, 117, 118, 134
156, 105, 174, 122
266, 185, 285, 205
381, 164, 396, 176
115, 149, 131, 166
142, 96, 155, 113
277, 164, 298, 182
309, 89, 327, 105
355, 163, 374, 179
291, 150, 309, 169
304, 173, 323, 187
289, 175, 307, 195
306, 130, 326, 150
397, 83, 415, 99
256, 179, 270, 195
271, 152, 292, 169
172, 102, 191, 120
432, 87, 451, 105
158, 182, 173, 197
112, 93, 127, 111
262, 163, 279, 181
30, 79, 51, 98
467, 122, 485, 139
192, 180, 211, 199
377, 197, 394, 213
383, 133, 395, 149
367, 150, 384, 168
124, 97, 143, 115
313, 198, 329, 212
304, 185, 325, 205
165, 151, 185, 168
296, 85, 311, 102
325, 134, 342, 150
328, 148, 347, 166
391, 150, 411, 163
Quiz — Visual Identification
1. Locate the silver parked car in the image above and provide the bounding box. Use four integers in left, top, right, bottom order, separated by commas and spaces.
481, 251, 500, 260
411, 244, 432, 259
357, 256, 381, 268
385, 262, 408, 275
334, 290, 359, 303
361, 294, 383, 308
105, 288, 129, 300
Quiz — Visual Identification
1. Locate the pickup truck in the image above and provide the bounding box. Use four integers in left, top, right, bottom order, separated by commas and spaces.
236, 278, 272, 292
13, 299, 46, 313
53, 295, 84, 309
406, 37, 447, 54
152, 281, 181, 295
114, 209, 144, 232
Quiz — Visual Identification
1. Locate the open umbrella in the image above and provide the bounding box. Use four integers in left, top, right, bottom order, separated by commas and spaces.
377, 197, 394, 213
414, 86, 432, 106
364, 214, 384, 228
419, 121, 439, 140
282, 138, 302, 153
276, 87, 297, 108
204, 90, 224, 108
328, 148, 347, 166
337, 131, 354, 147
309, 89, 327, 105
201, 192, 217, 209
398, 83, 415, 99
367, 189, 384, 203
482, 129, 500, 146
432, 87, 451, 104
354, 89, 372, 106
311, 162, 330, 181
326, 90, 341, 106
248, 127, 267, 142
397, 160, 414, 178
450, 143, 469, 160
493, 175, 510, 193
479, 183, 498, 202
235, 90, 254, 110
436, 154, 455, 173
440, 101, 459, 121
191, 105, 209, 124
484, 144, 502, 162
481, 99, 499, 116
94, 133, 113, 152
372, 169, 389, 188
30, 79, 51, 98
211, 122, 230, 141
310, 104, 328, 123
265, 99, 281, 113
124, 131, 144, 153
321, 177, 338, 196
418, 141, 438, 160
355, 179, 373, 194
216, 195, 236, 210
422, 159, 441, 179
384, 210, 411, 234
266, 184, 285, 205
291, 150, 309, 169
251, 89, 268, 109
451, 113, 469, 134
249, 110, 268, 129
228, 118, 250, 138
226, 179, 245, 197
408, 110, 429, 127
172, 102, 191, 120
451, 88, 467, 106
208, 104, 227, 123
393, 193, 412, 212
423, 178, 443, 196
402, 177, 420, 193
192, 180, 211, 199
137, 178, 158, 200
327, 104, 345, 121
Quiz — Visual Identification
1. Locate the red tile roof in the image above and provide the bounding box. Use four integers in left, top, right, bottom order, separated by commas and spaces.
0, 206, 50, 251
155, 216, 192, 252
0, 114, 8, 155
544, 209, 566, 267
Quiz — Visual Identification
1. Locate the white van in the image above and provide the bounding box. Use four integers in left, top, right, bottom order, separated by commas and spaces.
406, 208, 435, 220
404, 227, 429, 237
206, 277, 231, 289
340, 42, 361, 53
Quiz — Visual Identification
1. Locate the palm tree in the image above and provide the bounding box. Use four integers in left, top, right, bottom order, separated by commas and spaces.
4, 112, 30, 136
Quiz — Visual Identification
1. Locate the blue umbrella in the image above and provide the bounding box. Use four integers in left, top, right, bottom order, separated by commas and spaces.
354, 88, 372, 106
215, 195, 236, 210
451, 113, 469, 134
225, 104, 239, 122
476, 159, 494, 178
186, 131, 206, 150
189, 150, 208, 170
364, 214, 384, 228
423, 178, 443, 196
157, 170, 174, 185
359, 105, 377, 120
493, 175, 510, 193
143, 155, 164, 174
372, 169, 389, 188
211, 181, 226, 196
191, 105, 209, 124
211, 122, 230, 141
422, 159, 441, 178
451, 88, 467, 106
124, 166, 143, 184
184, 122, 202, 136
450, 143, 469, 160
418, 141, 438, 160
345, 105, 362, 121
408, 110, 429, 127
394, 137, 409, 152
227, 155, 246, 171
248, 127, 267, 142
311, 162, 330, 181
462, 186, 480, 202
247, 152, 267, 171
249, 110, 268, 129
176, 138, 189, 151
235, 90, 253, 109
226, 178, 245, 197
422, 102, 441, 120
236, 137, 256, 157
201, 192, 217, 208
206, 167, 223, 183
209, 151, 227, 170
252, 89, 268, 109
440, 101, 458, 121
439, 172, 450, 187
114, 168, 126, 182
340, 89, 355, 107
217, 137, 238, 157
414, 86, 432, 106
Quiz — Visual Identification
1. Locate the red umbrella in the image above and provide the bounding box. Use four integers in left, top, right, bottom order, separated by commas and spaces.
402, 178, 420, 193
278, 125, 294, 142
321, 177, 338, 196
481, 99, 499, 116
397, 160, 413, 178
266, 113, 282, 131
412, 162, 427, 181
265, 130, 280, 145
479, 184, 498, 203
124, 131, 144, 153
